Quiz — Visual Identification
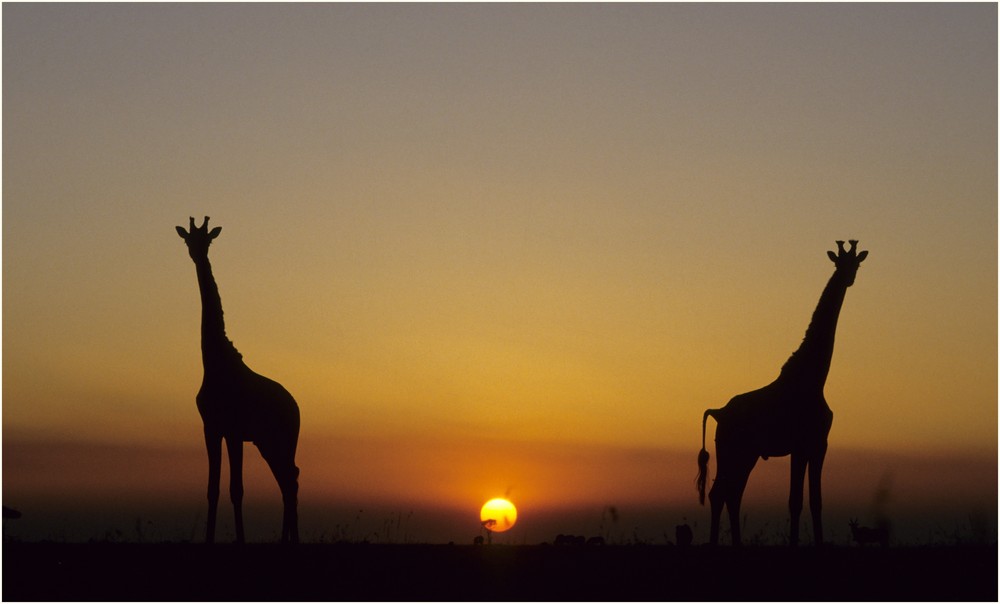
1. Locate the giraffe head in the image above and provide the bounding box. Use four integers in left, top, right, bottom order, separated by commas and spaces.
827, 239, 868, 286
176, 216, 222, 261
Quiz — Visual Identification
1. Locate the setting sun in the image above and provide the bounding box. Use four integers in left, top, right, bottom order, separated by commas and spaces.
480, 498, 518, 532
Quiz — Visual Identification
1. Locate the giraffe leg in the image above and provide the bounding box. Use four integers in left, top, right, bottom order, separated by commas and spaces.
708, 441, 732, 545
727, 495, 742, 546
707, 478, 724, 546
809, 444, 828, 545
281, 464, 300, 544
226, 437, 245, 544
710, 441, 756, 546
726, 456, 756, 547
789, 453, 807, 546
204, 430, 222, 545
260, 443, 299, 544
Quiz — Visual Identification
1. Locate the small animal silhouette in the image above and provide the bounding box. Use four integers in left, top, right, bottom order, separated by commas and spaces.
849, 518, 889, 547
554, 534, 586, 546
177, 217, 301, 544
697, 241, 868, 546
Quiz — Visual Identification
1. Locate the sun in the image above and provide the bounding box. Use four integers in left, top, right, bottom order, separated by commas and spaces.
480, 498, 518, 532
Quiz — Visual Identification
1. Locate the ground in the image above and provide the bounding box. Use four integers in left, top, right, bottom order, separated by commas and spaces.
3, 541, 996, 601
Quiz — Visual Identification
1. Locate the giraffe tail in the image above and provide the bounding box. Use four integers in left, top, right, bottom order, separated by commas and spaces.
697, 409, 719, 506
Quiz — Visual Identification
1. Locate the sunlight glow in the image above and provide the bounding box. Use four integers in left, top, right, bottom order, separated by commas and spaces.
480, 498, 518, 532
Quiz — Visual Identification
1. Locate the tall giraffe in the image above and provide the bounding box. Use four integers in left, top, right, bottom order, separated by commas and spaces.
696, 240, 867, 546
176, 217, 300, 544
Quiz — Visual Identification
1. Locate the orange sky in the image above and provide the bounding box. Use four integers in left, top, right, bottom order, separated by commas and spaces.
3, 3, 996, 543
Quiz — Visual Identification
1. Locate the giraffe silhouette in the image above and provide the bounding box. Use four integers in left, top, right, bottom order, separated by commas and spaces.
177, 217, 300, 544
696, 240, 868, 546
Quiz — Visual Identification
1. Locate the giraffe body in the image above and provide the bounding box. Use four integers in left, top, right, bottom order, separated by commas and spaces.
178, 217, 300, 544
697, 240, 867, 546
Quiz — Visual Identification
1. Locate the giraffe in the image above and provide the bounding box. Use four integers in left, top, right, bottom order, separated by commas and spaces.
176, 216, 301, 544
696, 240, 867, 546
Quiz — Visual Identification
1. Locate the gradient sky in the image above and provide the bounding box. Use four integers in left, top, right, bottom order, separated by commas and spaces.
3, 3, 996, 544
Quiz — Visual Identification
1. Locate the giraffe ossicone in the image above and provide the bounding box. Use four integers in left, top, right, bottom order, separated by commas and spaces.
176, 216, 220, 243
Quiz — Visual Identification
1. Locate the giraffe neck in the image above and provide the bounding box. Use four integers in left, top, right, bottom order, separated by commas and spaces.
779, 269, 850, 387
193, 255, 242, 369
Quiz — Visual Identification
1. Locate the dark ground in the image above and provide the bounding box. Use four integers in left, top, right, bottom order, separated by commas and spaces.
2, 541, 996, 601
